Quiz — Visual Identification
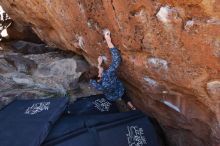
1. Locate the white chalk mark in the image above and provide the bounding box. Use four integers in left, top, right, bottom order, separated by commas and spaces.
184, 20, 194, 31
207, 18, 220, 25
163, 101, 180, 112
78, 36, 84, 49
156, 6, 171, 24
143, 76, 157, 87
147, 57, 168, 71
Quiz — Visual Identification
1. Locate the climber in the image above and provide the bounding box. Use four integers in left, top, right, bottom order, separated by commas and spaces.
90, 29, 136, 110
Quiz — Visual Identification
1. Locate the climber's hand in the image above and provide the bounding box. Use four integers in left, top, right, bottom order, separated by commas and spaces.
103, 29, 114, 48
127, 101, 136, 110
98, 56, 103, 66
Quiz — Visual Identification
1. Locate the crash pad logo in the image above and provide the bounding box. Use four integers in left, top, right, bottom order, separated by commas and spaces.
25, 102, 50, 115
126, 126, 147, 146
93, 98, 111, 112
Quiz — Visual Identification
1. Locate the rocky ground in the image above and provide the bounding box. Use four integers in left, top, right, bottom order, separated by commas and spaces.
0, 41, 101, 109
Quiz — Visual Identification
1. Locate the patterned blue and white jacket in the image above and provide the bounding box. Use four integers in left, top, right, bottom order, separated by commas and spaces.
90, 48, 125, 101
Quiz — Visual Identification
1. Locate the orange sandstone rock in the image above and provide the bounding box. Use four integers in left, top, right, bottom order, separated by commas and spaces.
0, 0, 219, 145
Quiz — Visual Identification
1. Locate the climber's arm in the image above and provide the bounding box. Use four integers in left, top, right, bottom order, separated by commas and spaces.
89, 79, 103, 91
104, 29, 122, 73
107, 47, 121, 72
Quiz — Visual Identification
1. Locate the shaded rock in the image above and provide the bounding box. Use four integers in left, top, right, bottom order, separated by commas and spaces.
10, 41, 57, 55
0, 58, 15, 73
0, 88, 58, 110
7, 22, 42, 43
33, 58, 90, 95
68, 82, 102, 102
75, 59, 90, 73
69, 78, 81, 94
79, 66, 99, 82
35, 58, 82, 78
33, 78, 67, 95
0, 96, 14, 110
25, 52, 66, 65
0, 47, 97, 110
4, 54, 37, 74
0, 75, 14, 92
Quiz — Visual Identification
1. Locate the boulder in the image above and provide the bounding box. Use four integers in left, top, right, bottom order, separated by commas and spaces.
0, 0, 220, 145
0, 43, 97, 110
10, 41, 57, 54
4, 54, 37, 74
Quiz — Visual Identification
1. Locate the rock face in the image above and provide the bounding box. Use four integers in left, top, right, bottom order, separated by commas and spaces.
0, 41, 99, 109
0, 1, 220, 146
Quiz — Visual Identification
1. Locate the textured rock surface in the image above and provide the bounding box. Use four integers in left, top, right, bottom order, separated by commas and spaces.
0, 41, 99, 109
0, 0, 220, 146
